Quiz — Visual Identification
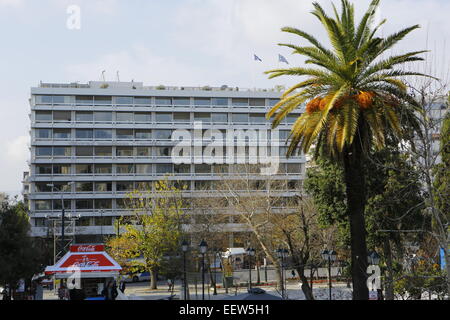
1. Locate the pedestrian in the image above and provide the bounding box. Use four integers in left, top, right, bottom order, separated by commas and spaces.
167, 279, 173, 292
102, 280, 118, 301
58, 283, 66, 300
119, 280, 126, 294
34, 281, 43, 301
291, 270, 296, 279
2, 286, 10, 301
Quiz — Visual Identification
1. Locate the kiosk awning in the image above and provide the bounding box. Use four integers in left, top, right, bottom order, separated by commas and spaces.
45, 244, 122, 277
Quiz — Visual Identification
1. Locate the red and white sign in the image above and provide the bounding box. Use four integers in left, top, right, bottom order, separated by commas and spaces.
70, 244, 105, 252
45, 244, 121, 275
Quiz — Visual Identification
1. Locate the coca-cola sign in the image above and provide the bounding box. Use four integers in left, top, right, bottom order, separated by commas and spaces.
70, 245, 105, 252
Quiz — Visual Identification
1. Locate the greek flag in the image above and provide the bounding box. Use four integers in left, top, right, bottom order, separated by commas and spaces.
254, 54, 262, 62
278, 54, 289, 64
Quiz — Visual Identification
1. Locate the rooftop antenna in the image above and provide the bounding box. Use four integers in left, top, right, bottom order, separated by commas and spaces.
116, 71, 120, 82
101, 70, 106, 82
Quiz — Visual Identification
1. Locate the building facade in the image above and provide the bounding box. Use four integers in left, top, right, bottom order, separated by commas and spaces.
27, 81, 306, 246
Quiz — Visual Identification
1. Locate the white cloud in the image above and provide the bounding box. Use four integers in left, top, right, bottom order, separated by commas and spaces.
0, 135, 29, 194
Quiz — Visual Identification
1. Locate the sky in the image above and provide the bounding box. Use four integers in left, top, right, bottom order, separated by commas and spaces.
0, 0, 448, 196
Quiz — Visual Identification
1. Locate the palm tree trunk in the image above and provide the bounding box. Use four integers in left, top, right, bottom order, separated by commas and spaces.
343, 139, 369, 300
382, 239, 395, 300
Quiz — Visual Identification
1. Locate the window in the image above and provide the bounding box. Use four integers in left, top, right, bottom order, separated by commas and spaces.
76, 182, 93, 192
35, 111, 52, 121
173, 97, 190, 105
250, 114, 266, 124
53, 96, 72, 104
76, 96, 94, 105
249, 98, 265, 106
76, 164, 93, 174
136, 147, 150, 157
286, 114, 298, 124
116, 147, 134, 157
136, 182, 151, 191
76, 129, 93, 139
154, 147, 171, 157
194, 113, 211, 122
35, 200, 52, 210
195, 181, 211, 190
232, 113, 249, 123
53, 129, 71, 139
76, 200, 93, 210
135, 130, 152, 140
135, 112, 152, 122
36, 95, 53, 105
268, 99, 279, 106
280, 130, 290, 140
53, 165, 71, 175
116, 129, 133, 139
76, 112, 93, 122
36, 165, 52, 174
94, 216, 113, 226
94, 147, 112, 157
154, 130, 172, 140
53, 147, 71, 157
95, 182, 112, 192
95, 199, 112, 209
53, 200, 71, 210
94, 112, 112, 122
36, 129, 52, 139
117, 164, 134, 174
76, 146, 93, 157
95, 164, 112, 174
194, 98, 211, 106
173, 112, 190, 122
115, 96, 133, 105
287, 163, 301, 174
155, 97, 172, 105
156, 164, 172, 174
232, 98, 249, 106
173, 164, 191, 174
212, 98, 228, 106
155, 113, 172, 122
136, 164, 152, 174
135, 97, 152, 105
77, 218, 92, 227
94, 96, 112, 105
116, 199, 127, 209
195, 164, 211, 174
53, 111, 71, 122
35, 183, 52, 192
211, 113, 228, 123
94, 129, 112, 139
117, 182, 134, 192
116, 112, 134, 122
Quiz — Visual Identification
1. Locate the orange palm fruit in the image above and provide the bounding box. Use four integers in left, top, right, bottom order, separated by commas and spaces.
306, 97, 322, 113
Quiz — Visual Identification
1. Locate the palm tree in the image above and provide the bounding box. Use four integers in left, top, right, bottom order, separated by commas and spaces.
266, 0, 430, 300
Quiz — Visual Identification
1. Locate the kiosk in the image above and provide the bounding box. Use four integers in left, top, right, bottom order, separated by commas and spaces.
45, 244, 122, 299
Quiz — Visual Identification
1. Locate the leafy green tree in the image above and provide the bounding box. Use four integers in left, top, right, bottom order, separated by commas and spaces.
0, 198, 44, 297
118, 179, 185, 289
265, 0, 430, 299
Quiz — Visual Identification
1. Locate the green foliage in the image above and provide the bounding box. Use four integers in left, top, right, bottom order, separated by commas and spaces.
0, 198, 44, 287
115, 179, 185, 275
265, 0, 429, 159
433, 110, 450, 221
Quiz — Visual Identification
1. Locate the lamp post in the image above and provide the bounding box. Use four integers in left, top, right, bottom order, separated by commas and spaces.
368, 250, 381, 300
182, 240, 189, 300
277, 248, 288, 299
199, 240, 208, 300
47, 182, 74, 254
246, 247, 255, 290
321, 249, 337, 300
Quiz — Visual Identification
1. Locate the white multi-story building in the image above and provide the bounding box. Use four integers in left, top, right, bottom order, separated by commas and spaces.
27, 81, 306, 245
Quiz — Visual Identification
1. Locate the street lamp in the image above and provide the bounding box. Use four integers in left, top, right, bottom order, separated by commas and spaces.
47, 182, 74, 254
199, 240, 208, 300
246, 247, 255, 290
368, 250, 382, 300
277, 247, 288, 299
321, 249, 337, 300
181, 240, 189, 300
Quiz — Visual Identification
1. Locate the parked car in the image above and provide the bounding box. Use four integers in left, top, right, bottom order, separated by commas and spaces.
123, 272, 151, 283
